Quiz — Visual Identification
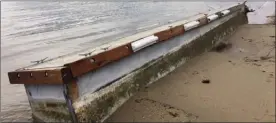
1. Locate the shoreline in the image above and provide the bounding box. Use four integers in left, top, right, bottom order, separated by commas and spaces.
107, 24, 275, 122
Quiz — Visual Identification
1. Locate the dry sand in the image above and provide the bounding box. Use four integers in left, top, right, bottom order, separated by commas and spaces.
107, 24, 275, 122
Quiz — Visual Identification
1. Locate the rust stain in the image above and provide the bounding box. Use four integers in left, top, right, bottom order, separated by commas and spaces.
67, 44, 133, 77
154, 25, 184, 42
8, 67, 73, 84
68, 80, 79, 102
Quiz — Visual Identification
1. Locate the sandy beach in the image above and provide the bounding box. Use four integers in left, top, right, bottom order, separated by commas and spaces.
107, 24, 275, 122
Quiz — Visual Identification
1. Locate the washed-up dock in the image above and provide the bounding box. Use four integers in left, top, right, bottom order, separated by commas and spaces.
7, 2, 275, 122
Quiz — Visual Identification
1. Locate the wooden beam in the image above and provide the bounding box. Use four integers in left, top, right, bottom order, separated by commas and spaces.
8, 67, 73, 84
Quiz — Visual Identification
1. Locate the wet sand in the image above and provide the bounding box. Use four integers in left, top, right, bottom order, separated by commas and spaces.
107, 24, 275, 122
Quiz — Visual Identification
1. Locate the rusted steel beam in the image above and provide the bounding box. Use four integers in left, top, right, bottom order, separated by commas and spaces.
66, 44, 133, 77
8, 67, 73, 84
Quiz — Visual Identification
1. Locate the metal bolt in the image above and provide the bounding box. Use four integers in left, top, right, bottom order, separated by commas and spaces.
102, 47, 109, 51
90, 58, 95, 63
169, 26, 173, 32
79, 50, 95, 57
30, 57, 48, 64
45, 72, 48, 77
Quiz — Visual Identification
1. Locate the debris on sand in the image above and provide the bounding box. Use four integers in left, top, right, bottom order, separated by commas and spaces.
252, 63, 261, 66
260, 42, 275, 60
135, 99, 141, 103
238, 48, 247, 53
192, 71, 199, 75
168, 111, 179, 117
260, 56, 272, 60
201, 79, 210, 84
212, 42, 232, 52
244, 57, 259, 62
241, 37, 253, 42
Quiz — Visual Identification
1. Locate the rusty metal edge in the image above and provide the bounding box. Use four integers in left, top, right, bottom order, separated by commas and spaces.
67, 16, 212, 77
66, 44, 133, 77
8, 66, 73, 84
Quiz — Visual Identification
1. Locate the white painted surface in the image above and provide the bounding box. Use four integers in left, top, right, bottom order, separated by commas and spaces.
131, 35, 158, 52
183, 21, 200, 31
221, 9, 231, 16
25, 84, 65, 101
207, 14, 219, 22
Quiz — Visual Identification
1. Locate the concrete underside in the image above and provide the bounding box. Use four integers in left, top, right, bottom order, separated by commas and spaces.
72, 10, 248, 122
107, 24, 275, 122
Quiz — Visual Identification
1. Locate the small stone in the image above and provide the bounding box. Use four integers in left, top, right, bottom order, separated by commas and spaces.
266, 79, 272, 83
168, 106, 174, 109
192, 71, 199, 75
202, 79, 210, 84
135, 99, 141, 103
253, 63, 261, 66
184, 81, 190, 84
212, 42, 232, 52
168, 111, 179, 117
238, 48, 246, 53
260, 56, 272, 60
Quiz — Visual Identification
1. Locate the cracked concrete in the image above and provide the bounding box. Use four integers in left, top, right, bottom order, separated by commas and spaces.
107, 24, 275, 122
